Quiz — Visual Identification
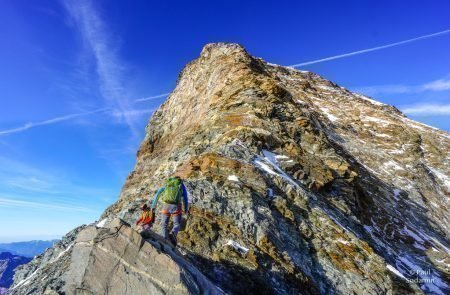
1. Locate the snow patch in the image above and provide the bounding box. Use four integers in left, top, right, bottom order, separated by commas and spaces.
320, 107, 339, 122
227, 175, 240, 182
11, 268, 40, 290
336, 238, 350, 245
96, 218, 108, 228
387, 264, 406, 279
275, 155, 289, 160
256, 150, 302, 190
254, 160, 277, 175
354, 93, 386, 106
362, 116, 391, 126
428, 167, 450, 191
316, 85, 338, 92
225, 240, 249, 254
12, 242, 75, 290
393, 189, 402, 200
53, 243, 74, 262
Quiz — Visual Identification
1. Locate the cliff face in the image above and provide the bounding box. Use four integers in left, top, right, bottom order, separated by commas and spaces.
11, 43, 449, 295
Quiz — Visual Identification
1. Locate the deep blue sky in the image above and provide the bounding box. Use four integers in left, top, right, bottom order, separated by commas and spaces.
0, 0, 449, 242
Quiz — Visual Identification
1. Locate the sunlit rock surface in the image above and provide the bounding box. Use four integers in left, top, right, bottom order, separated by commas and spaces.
12, 43, 449, 294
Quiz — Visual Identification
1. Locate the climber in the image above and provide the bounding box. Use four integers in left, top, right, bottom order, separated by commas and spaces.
151, 176, 189, 246
136, 203, 154, 236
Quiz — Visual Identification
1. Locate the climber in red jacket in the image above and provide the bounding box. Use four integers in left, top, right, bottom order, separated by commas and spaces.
136, 203, 154, 235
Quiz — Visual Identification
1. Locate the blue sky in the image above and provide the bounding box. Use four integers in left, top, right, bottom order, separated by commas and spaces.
0, 0, 449, 242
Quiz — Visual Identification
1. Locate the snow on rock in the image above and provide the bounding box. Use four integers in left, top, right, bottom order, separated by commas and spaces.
224, 240, 249, 254
255, 150, 303, 190
96, 218, 108, 228
320, 107, 339, 122
428, 167, 450, 191
354, 93, 386, 106
362, 116, 391, 126
12, 242, 75, 290
53, 243, 74, 262
275, 154, 289, 160
10, 268, 40, 290
227, 175, 240, 182
393, 189, 402, 200
386, 264, 406, 280
254, 159, 277, 175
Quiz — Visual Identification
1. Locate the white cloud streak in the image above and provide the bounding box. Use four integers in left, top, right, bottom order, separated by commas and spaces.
0, 101, 158, 137
423, 79, 450, 91
289, 29, 450, 68
135, 93, 170, 102
0, 197, 94, 212
353, 78, 450, 96
63, 0, 140, 139
401, 104, 450, 116
0, 108, 109, 136
110, 108, 156, 120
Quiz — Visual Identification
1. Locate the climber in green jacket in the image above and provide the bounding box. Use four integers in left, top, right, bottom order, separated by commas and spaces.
151, 176, 189, 246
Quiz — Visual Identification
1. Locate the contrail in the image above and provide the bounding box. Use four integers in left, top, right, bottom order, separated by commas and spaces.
135, 93, 170, 102
0, 108, 109, 136
0, 92, 169, 136
289, 29, 450, 68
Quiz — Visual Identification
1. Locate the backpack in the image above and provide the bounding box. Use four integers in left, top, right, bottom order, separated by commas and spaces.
162, 177, 183, 204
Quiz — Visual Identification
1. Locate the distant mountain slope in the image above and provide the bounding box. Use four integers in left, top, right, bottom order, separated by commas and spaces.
0, 252, 31, 289
0, 240, 57, 257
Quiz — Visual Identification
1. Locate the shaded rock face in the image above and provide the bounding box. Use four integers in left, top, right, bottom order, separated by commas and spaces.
12, 43, 449, 294
0, 252, 31, 289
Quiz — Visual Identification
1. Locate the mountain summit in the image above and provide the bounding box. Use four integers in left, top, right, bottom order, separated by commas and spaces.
11, 43, 449, 294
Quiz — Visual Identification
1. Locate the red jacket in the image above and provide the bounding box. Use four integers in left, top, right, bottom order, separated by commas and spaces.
136, 210, 153, 226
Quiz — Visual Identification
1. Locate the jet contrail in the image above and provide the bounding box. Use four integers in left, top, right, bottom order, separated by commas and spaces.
0, 94, 169, 136
0, 107, 109, 136
0, 93, 169, 136
134, 93, 170, 102
289, 29, 450, 67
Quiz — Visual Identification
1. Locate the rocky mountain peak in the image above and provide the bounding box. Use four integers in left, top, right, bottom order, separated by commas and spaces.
10, 43, 449, 294
200, 42, 249, 59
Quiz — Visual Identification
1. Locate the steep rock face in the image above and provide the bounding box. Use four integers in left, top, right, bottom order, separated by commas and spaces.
10, 219, 221, 294
0, 252, 31, 289
12, 43, 449, 294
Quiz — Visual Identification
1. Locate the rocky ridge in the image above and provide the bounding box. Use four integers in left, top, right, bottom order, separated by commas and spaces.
11, 43, 449, 294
